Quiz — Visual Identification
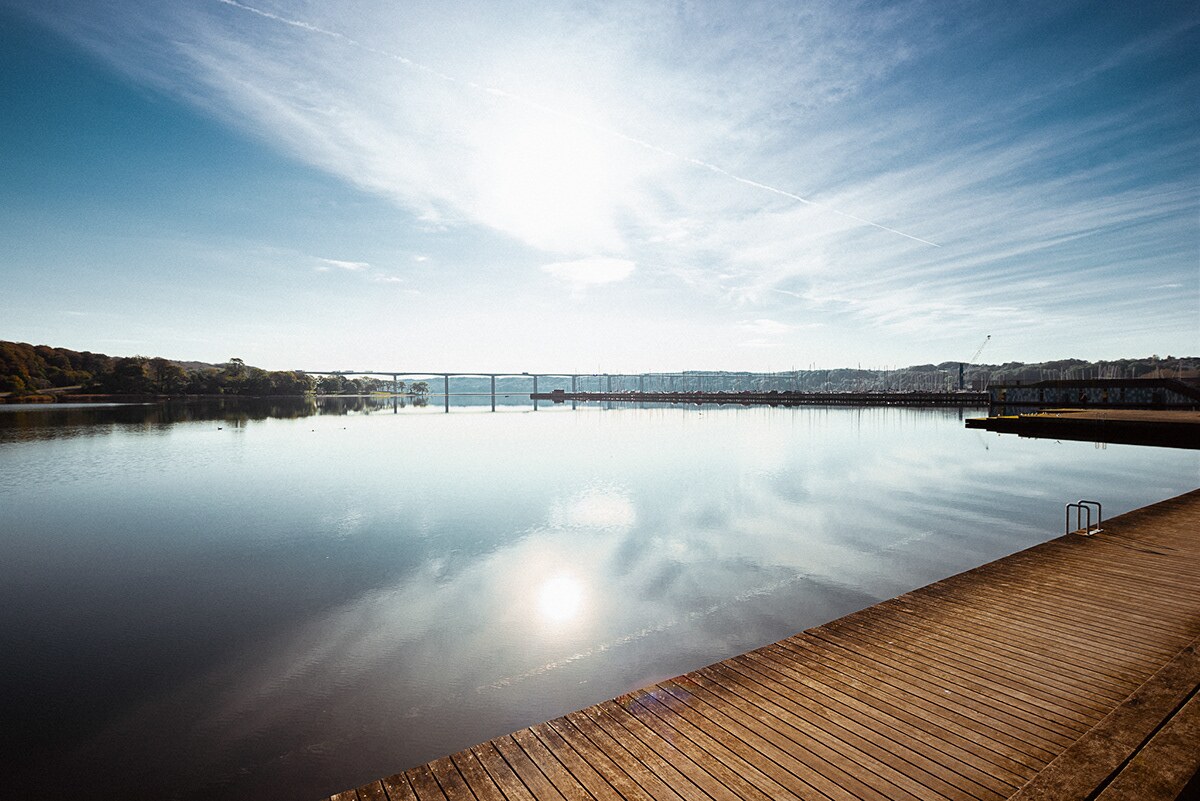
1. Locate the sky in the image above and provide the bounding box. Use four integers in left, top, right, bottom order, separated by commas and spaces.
0, 0, 1197, 373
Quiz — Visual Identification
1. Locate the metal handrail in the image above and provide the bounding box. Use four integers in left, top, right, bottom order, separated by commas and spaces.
1065, 499, 1103, 536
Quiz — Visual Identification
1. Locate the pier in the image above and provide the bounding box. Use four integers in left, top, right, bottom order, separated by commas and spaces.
325, 489, 1200, 800
967, 409, 1200, 449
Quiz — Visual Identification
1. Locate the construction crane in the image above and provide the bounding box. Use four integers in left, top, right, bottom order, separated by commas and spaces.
959, 335, 991, 391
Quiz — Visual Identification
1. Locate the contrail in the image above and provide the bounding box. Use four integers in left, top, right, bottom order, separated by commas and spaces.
216, 0, 940, 248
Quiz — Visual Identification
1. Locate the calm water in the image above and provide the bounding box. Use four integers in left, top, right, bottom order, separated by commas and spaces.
1, 399, 1196, 800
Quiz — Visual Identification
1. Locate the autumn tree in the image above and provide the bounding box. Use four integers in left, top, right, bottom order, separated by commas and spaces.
148, 358, 187, 394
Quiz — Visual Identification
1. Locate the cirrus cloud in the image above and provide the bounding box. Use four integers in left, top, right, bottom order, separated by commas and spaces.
541, 256, 636, 291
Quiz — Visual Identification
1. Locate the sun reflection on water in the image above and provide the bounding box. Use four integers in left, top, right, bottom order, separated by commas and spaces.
537, 573, 585, 623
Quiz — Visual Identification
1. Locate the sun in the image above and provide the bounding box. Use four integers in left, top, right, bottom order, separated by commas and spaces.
472, 102, 626, 252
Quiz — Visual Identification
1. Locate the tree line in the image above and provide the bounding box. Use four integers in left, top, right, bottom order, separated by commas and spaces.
0, 342, 306, 396
0, 340, 439, 398
312, 374, 429, 395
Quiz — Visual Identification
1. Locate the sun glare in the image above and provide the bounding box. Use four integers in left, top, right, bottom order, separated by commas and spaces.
475, 105, 624, 251
537, 573, 585, 623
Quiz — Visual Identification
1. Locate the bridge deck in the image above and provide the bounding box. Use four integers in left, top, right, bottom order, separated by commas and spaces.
327, 489, 1200, 801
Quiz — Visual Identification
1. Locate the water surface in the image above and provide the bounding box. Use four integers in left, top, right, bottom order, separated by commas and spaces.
1, 399, 1195, 800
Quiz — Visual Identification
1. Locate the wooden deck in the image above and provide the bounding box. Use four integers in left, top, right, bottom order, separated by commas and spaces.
327, 489, 1200, 800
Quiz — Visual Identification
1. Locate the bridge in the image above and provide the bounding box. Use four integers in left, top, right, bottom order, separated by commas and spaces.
303, 370, 995, 412
305, 371, 706, 411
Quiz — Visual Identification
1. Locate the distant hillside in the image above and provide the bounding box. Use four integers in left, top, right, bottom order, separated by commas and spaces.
0, 341, 311, 397
426, 356, 1198, 394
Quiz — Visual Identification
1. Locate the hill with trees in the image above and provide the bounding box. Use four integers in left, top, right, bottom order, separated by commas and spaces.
0, 341, 313, 397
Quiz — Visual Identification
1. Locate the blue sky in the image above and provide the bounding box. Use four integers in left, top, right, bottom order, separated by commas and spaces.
1, 0, 1196, 372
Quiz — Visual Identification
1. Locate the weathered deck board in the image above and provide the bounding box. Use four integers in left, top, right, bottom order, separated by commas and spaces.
327, 489, 1200, 800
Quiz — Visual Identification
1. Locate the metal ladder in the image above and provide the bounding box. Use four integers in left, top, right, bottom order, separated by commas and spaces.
1066, 500, 1103, 536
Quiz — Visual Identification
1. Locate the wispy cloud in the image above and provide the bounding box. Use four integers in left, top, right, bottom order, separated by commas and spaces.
315, 256, 409, 287
738, 319, 797, 337
316, 258, 370, 272
217, 0, 938, 248
542, 257, 635, 292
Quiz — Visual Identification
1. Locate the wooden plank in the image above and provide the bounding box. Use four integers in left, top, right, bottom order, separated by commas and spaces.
920, 573, 1196, 640
551, 713, 693, 801
717, 655, 1013, 800
985, 547, 1200, 600
773, 636, 1058, 764
806, 630, 1079, 747
1000, 540, 1200, 582
922, 577, 1196, 646
469, 742, 537, 801
1009, 640, 1200, 801
355, 780, 389, 801
405, 763, 448, 801
626, 687, 806, 799
509, 728, 595, 801
449, 750, 508, 801
897, 592, 1176, 681
426, 756, 472, 800
657, 678, 897, 801
908, 580, 1182, 658
879, 594, 1141, 690
580, 704, 732, 801
1096, 689, 1200, 800
689, 663, 980, 801
892, 586, 1170, 674
846, 604, 1128, 707
821, 617, 1099, 726
489, 736, 570, 801
755, 641, 1042, 775
830, 612, 1113, 718
379, 773, 419, 801
527, 720, 629, 801
682, 668, 928, 801
936, 534, 1200, 592
596, 698, 775, 801
738, 648, 1027, 792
